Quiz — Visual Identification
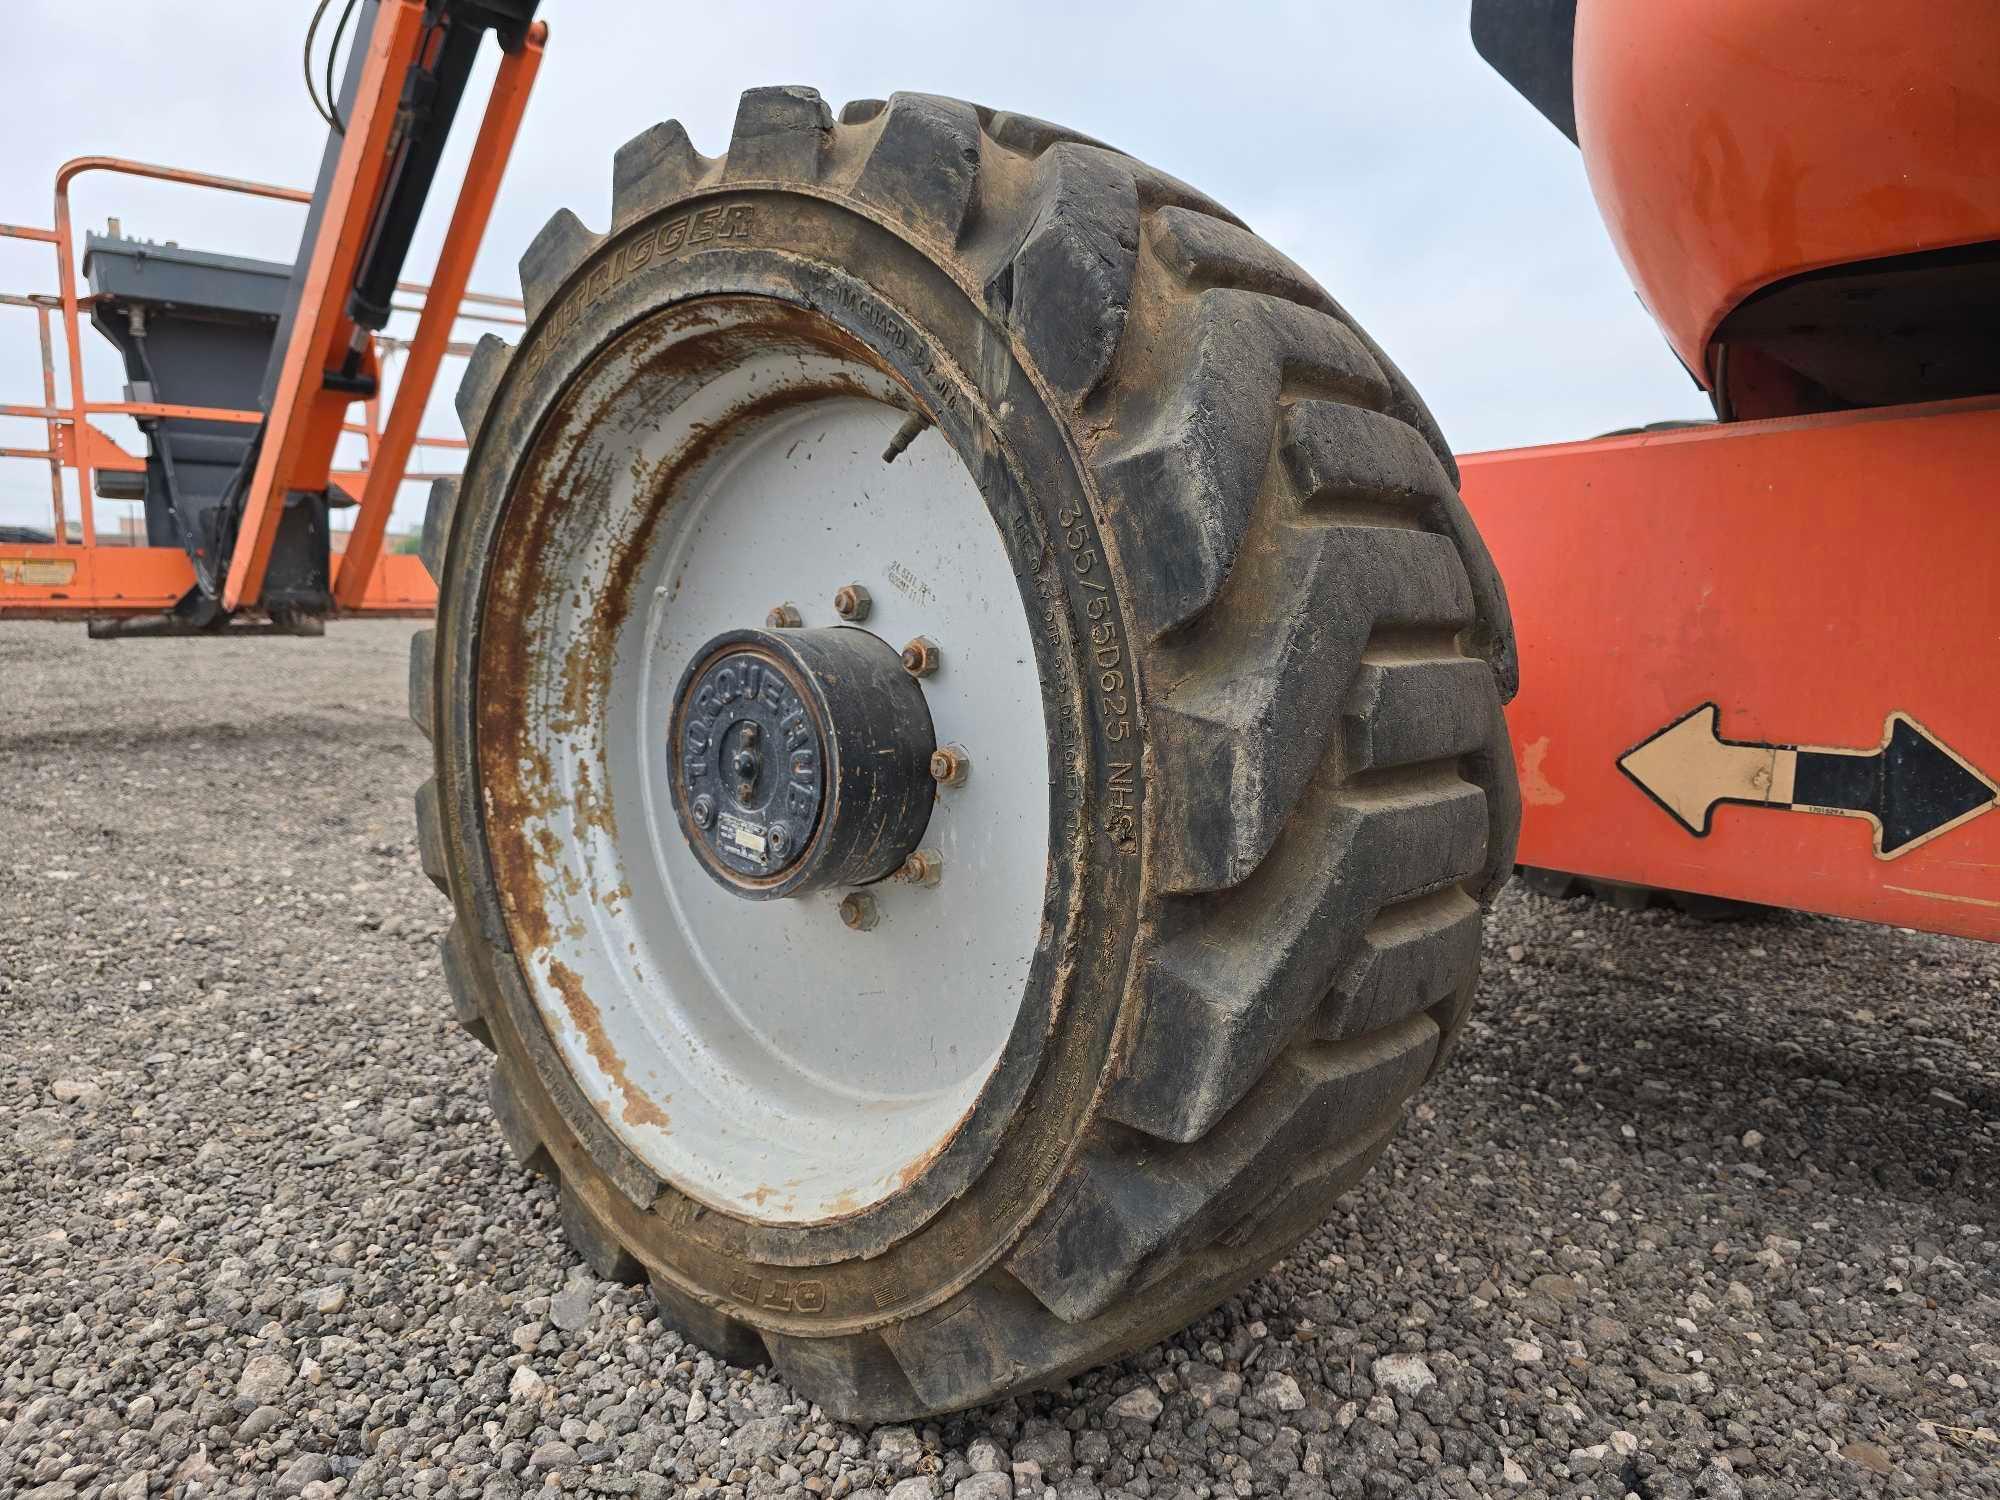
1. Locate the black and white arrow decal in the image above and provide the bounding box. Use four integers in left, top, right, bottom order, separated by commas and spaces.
1619, 704, 1999, 859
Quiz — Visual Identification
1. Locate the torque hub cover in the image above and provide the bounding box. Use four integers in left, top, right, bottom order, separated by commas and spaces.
670, 626, 937, 899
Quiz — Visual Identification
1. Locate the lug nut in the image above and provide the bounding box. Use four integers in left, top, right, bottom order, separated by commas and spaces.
838, 892, 880, 931
930, 744, 971, 788
832, 583, 872, 622
766, 603, 802, 629
901, 636, 940, 678
691, 794, 715, 829
768, 822, 793, 859
894, 848, 943, 887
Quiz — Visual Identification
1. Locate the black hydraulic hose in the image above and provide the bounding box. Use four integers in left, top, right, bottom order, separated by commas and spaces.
326, 0, 361, 135
304, 0, 361, 135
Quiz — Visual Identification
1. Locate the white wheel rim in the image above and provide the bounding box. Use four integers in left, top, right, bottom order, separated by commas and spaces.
487, 299, 1049, 1224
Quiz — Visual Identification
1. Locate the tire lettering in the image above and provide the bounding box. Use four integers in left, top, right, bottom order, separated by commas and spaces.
519, 203, 761, 380
729, 1272, 827, 1316
1056, 501, 1140, 851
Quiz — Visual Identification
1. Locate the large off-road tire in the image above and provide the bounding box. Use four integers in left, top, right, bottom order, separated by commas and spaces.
410, 86, 1520, 1421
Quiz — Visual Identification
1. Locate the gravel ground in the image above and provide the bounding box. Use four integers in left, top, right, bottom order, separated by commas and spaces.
2, 617, 1996, 1500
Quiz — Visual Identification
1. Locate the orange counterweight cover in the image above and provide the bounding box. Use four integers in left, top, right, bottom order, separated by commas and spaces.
1575, 0, 2000, 381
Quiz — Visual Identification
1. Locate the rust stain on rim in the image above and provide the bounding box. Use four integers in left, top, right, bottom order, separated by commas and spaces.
484, 316, 877, 870
475, 299, 923, 1175
545, 955, 672, 1132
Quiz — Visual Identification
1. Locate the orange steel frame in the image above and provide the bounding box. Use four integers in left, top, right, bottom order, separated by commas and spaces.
0, 3, 546, 620
1461, 397, 2000, 944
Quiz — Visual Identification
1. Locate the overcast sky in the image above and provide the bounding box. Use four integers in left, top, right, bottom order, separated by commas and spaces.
0, 0, 1710, 536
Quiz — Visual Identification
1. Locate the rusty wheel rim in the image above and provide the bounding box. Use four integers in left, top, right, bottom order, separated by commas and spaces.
477, 298, 1050, 1224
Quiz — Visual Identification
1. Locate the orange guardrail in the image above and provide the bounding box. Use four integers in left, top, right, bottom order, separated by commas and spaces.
0, 152, 525, 613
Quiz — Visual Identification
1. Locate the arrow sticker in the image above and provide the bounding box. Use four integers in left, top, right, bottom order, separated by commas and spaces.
1619, 704, 1999, 859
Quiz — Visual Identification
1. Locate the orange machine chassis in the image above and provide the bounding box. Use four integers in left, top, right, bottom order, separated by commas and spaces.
1462, 397, 2000, 942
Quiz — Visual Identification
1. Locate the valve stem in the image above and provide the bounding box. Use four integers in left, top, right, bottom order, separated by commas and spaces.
881, 411, 932, 464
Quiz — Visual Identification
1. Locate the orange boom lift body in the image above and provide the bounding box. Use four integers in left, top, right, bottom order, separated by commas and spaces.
1465, 0, 2000, 940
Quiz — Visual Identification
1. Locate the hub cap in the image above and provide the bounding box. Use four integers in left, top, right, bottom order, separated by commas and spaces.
670, 627, 937, 898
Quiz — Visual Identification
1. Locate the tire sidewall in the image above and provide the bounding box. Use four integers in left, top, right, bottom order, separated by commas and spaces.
434, 186, 1150, 1335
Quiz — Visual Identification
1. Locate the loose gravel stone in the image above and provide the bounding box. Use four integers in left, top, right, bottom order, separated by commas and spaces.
548, 1283, 593, 1332
530, 1438, 580, 1472
1372, 1352, 1436, 1397
1011, 1421, 1072, 1471
1253, 1371, 1304, 1412
236, 1405, 283, 1442
508, 1364, 545, 1403
275, 1452, 333, 1494
1841, 1440, 1894, 1475
1108, 1385, 1164, 1422
1, 617, 1996, 1500
235, 1354, 294, 1405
